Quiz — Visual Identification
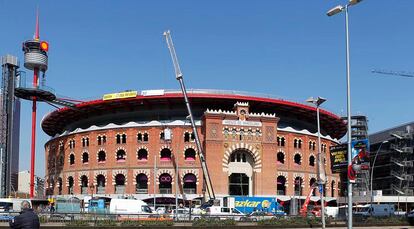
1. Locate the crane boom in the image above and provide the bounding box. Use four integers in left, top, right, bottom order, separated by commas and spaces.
163, 30, 216, 201
372, 69, 414, 78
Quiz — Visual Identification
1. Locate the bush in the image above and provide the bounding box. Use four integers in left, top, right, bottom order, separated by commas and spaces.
94, 219, 118, 227
120, 219, 173, 227
357, 216, 408, 226
192, 218, 236, 227
65, 220, 90, 227
258, 216, 326, 227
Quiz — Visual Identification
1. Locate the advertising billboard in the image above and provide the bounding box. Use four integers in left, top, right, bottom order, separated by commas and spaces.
351, 139, 370, 164
329, 144, 348, 173
234, 196, 282, 214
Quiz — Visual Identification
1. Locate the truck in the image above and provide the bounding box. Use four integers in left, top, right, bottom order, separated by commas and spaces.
353, 204, 395, 217
222, 196, 285, 216
109, 198, 152, 215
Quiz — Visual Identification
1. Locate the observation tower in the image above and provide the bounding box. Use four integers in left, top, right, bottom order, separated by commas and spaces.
15, 11, 55, 198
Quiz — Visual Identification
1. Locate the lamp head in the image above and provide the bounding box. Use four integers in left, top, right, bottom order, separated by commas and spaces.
306, 97, 315, 104
349, 0, 363, 6
316, 97, 327, 106
327, 5, 344, 16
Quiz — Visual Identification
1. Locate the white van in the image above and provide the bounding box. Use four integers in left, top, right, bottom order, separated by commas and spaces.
109, 199, 152, 215
354, 204, 394, 217
206, 206, 247, 221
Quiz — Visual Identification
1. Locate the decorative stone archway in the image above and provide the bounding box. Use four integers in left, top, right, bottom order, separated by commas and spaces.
93, 170, 108, 185
222, 143, 262, 172
156, 169, 175, 184
112, 169, 128, 185
181, 169, 200, 185
133, 169, 151, 185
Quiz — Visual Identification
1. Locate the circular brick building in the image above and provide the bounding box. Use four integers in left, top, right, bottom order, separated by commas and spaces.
43, 89, 346, 203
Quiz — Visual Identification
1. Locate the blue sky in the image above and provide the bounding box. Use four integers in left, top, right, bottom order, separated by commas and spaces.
1, 0, 413, 177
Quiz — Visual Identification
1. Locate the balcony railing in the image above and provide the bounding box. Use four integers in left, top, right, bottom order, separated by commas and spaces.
81, 187, 88, 194
136, 188, 148, 194
183, 188, 196, 194
159, 188, 172, 194
294, 191, 302, 196
96, 186, 105, 194
115, 185, 126, 194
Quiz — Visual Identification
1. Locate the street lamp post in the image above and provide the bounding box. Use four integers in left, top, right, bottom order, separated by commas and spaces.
370, 141, 388, 212
306, 96, 327, 229
327, 1, 363, 228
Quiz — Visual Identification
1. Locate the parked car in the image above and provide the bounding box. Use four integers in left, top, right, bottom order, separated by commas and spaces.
171, 208, 200, 221
205, 206, 247, 221
246, 211, 276, 221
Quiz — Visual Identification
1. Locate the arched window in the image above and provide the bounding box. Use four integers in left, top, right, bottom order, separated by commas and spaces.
96, 175, 106, 194
82, 137, 89, 147
137, 149, 148, 161
277, 176, 286, 195
183, 173, 197, 194
184, 132, 190, 142
98, 151, 106, 163
277, 152, 285, 164
116, 134, 121, 144
80, 175, 88, 194
116, 149, 126, 161
69, 140, 75, 149
68, 176, 74, 194
69, 154, 75, 165
159, 173, 172, 194
309, 155, 315, 167
298, 139, 302, 149
331, 181, 335, 197
277, 137, 281, 146
294, 139, 298, 148
160, 148, 172, 161
121, 134, 127, 144
294, 154, 301, 165
136, 174, 148, 194
143, 133, 149, 142
309, 141, 313, 150
294, 177, 303, 196
82, 152, 89, 164
184, 148, 196, 161
137, 133, 143, 142
280, 137, 285, 147
115, 174, 126, 194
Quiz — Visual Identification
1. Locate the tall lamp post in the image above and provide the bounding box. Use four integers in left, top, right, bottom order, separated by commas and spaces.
327, 1, 363, 228
370, 141, 388, 210
306, 96, 327, 229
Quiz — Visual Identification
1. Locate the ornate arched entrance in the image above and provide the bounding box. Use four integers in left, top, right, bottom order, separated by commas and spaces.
227, 149, 255, 196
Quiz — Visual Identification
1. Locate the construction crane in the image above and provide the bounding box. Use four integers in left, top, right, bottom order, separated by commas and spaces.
371, 69, 414, 78
163, 30, 216, 202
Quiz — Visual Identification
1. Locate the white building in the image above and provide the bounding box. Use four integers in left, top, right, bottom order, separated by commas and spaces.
18, 170, 44, 198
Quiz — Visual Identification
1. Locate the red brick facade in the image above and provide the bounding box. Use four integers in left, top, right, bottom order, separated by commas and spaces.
45, 102, 340, 199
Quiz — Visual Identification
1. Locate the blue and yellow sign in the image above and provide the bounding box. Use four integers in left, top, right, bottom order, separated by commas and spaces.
234, 197, 282, 214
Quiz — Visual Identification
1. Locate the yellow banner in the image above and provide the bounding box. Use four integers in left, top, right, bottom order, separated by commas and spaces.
103, 91, 138, 101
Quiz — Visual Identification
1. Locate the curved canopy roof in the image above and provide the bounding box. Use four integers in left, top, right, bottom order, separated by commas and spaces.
41, 89, 347, 139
